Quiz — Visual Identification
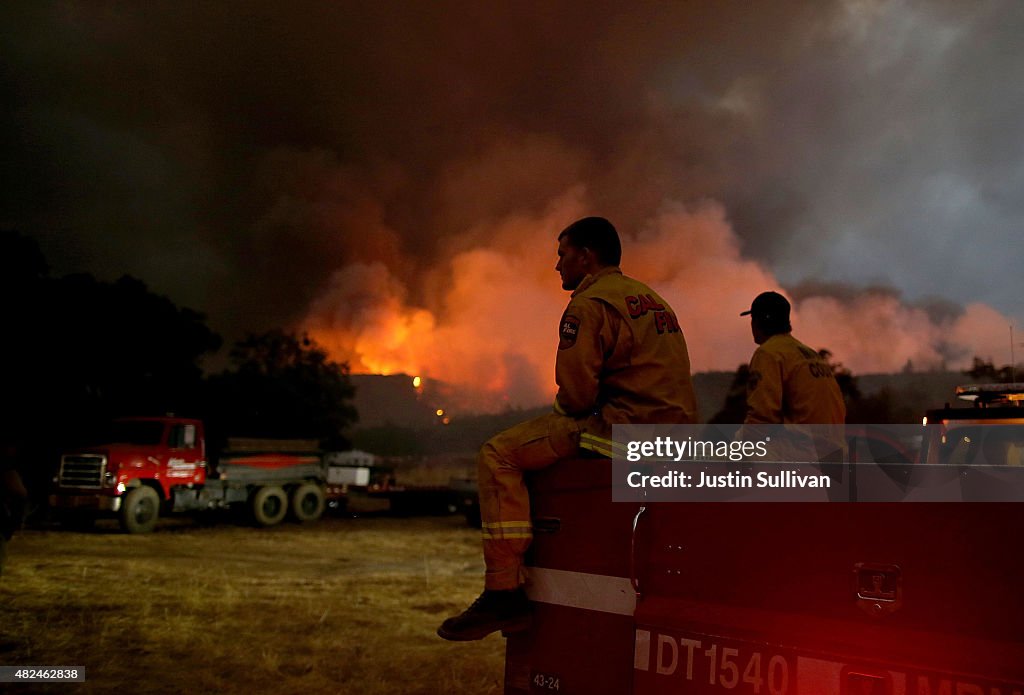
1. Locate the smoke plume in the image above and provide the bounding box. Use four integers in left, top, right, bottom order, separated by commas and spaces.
2, 1, 1020, 411
304, 189, 1017, 409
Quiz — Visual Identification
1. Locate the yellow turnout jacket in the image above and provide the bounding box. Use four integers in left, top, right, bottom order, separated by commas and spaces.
553, 267, 699, 456
744, 333, 846, 425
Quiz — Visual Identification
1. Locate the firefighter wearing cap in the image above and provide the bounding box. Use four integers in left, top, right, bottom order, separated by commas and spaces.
741, 291, 845, 427
438, 217, 698, 642
739, 291, 846, 469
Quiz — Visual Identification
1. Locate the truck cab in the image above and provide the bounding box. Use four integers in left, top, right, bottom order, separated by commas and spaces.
52, 417, 207, 531
921, 383, 1024, 467
51, 417, 328, 533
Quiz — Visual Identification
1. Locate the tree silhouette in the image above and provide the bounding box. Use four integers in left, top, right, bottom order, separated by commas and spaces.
205, 330, 357, 447
1, 230, 221, 502
964, 357, 1018, 384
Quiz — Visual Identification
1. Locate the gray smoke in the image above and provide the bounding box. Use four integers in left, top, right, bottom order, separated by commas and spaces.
2, 1, 1021, 364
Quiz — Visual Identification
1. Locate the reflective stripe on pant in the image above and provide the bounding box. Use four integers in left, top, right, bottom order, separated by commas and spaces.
479, 413, 581, 590
579, 431, 631, 458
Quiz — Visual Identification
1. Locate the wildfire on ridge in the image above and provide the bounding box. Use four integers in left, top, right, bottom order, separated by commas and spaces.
302, 203, 1018, 413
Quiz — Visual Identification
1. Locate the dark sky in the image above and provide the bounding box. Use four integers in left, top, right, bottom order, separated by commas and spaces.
2, 1, 1022, 390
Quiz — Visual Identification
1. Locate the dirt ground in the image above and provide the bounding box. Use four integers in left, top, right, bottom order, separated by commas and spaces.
0, 512, 504, 694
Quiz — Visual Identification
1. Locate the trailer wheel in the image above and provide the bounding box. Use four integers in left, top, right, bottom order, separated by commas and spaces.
251, 485, 287, 527
119, 486, 160, 534
290, 483, 325, 523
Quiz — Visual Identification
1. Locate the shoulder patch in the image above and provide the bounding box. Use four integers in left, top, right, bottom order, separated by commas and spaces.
559, 314, 581, 350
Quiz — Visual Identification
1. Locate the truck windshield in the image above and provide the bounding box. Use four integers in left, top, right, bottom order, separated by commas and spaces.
110, 421, 165, 445
939, 425, 1024, 466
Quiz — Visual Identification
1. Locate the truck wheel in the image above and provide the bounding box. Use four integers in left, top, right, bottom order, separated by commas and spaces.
119, 486, 160, 534
251, 485, 287, 527
290, 483, 325, 523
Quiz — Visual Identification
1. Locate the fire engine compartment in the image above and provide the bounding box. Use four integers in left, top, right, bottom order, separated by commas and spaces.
505, 454, 1024, 694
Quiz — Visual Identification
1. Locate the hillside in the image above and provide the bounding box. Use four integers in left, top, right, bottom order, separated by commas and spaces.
348, 370, 980, 456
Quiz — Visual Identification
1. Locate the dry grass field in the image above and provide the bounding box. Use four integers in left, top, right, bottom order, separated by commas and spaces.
0, 512, 504, 694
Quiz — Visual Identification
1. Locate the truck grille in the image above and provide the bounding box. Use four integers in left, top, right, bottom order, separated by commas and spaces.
59, 454, 107, 488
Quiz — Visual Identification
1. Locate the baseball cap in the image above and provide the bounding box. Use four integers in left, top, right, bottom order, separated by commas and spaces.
740, 291, 791, 320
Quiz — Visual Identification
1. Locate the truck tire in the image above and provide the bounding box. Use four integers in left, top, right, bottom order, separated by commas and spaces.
119, 486, 160, 534
289, 483, 325, 523
251, 485, 287, 527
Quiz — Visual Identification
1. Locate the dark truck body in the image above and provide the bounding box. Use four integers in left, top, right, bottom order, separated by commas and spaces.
339, 456, 476, 517
505, 437, 1024, 693
365, 475, 477, 516
50, 417, 331, 533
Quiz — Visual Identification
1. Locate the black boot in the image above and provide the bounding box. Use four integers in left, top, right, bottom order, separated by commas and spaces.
437, 587, 531, 641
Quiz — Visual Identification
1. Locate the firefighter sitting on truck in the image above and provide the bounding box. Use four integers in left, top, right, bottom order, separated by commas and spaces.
437, 216, 699, 642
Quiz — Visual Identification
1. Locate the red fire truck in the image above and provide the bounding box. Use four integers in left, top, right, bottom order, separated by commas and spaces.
504, 394, 1024, 694
50, 416, 330, 533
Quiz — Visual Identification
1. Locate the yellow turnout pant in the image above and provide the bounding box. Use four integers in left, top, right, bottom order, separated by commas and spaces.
479, 413, 581, 590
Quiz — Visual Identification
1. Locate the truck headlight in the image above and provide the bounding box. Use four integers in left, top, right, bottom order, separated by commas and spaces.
103, 471, 115, 487
116, 482, 126, 494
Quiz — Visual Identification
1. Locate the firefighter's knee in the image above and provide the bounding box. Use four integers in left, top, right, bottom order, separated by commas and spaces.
480, 430, 518, 473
